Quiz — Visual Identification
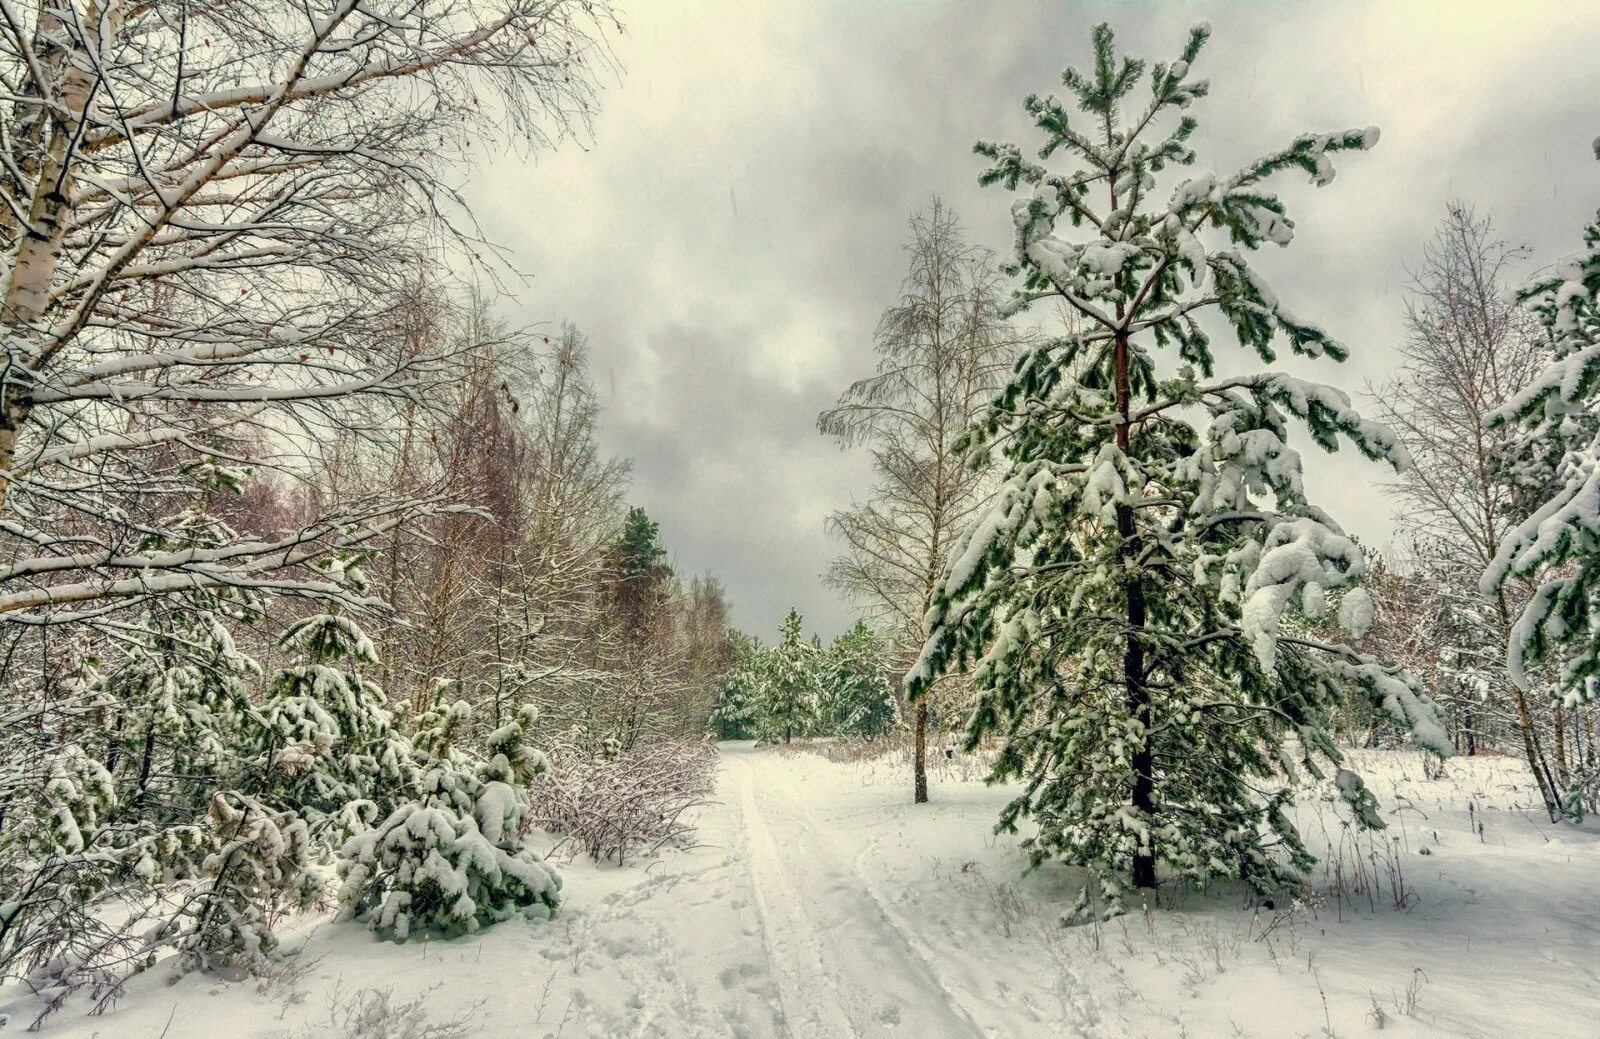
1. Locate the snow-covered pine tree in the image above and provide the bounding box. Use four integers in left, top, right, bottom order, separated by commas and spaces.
176, 792, 323, 974
1484, 189, 1600, 815
0, 741, 122, 984
336, 702, 561, 942
759, 609, 821, 744
1486, 209, 1600, 700
253, 561, 413, 841
96, 464, 264, 835
0, 475, 272, 985
826, 622, 901, 740
708, 631, 766, 740
100, 606, 259, 834
908, 21, 1449, 914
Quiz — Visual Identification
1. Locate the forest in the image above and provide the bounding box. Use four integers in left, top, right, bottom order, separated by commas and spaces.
0, 2, 1595, 1037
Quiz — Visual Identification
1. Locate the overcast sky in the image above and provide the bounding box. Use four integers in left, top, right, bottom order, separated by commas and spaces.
472, 0, 1600, 640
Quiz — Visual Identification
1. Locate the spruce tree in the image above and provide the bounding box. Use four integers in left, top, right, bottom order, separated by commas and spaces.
826, 622, 901, 740
909, 21, 1448, 914
760, 608, 821, 744
708, 631, 766, 740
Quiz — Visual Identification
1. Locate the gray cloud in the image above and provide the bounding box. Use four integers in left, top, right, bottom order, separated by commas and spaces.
470, 0, 1600, 638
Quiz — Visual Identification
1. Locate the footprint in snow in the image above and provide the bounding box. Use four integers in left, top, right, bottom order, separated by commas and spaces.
718, 962, 761, 988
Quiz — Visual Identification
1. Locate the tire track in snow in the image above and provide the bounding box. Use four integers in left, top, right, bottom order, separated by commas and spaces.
735, 753, 855, 1038
730, 750, 986, 1039
782, 785, 1105, 1039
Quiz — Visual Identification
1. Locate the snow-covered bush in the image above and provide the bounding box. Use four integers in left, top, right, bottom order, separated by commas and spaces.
176, 792, 325, 974
336, 702, 561, 941
0, 743, 129, 1008
533, 736, 716, 865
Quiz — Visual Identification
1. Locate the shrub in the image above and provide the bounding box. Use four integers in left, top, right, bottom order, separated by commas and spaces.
532, 738, 715, 865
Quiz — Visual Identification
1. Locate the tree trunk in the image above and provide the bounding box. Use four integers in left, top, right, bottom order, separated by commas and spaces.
0, 3, 96, 509
134, 724, 159, 813
1511, 685, 1560, 819
1553, 701, 1569, 785
913, 700, 929, 804
1496, 594, 1560, 819
1113, 327, 1156, 890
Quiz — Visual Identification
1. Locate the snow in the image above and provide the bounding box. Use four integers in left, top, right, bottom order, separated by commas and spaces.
7, 744, 1594, 1038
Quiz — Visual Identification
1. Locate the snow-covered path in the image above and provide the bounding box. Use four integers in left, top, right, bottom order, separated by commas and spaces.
727, 746, 985, 1039
8, 743, 1597, 1038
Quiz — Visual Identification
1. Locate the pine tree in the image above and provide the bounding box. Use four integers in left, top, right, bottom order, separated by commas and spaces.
603, 506, 686, 748
759, 609, 821, 744
253, 561, 413, 841
100, 606, 259, 833
825, 623, 901, 740
97, 464, 266, 834
708, 631, 766, 740
177, 792, 323, 973
336, 702, 561, 942
1484, 187, 1600, 815
1487, 209, 1600, 700
909, 21, 1448, 914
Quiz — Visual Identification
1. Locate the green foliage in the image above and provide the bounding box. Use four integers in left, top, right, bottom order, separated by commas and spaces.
708, 630, 766, 740
179, 793, 324, 973
1487, 209, 1600, 705
824, 623, 900, 740
757, 608, 822, 743
613, 506, 672, 584
336, 702, 562, 942
252, 607, 413, 841
709, 616, 904, 744
913, 21, 1445, 915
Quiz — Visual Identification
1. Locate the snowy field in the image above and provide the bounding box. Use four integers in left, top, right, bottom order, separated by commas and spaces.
6, 742, 1595, 1039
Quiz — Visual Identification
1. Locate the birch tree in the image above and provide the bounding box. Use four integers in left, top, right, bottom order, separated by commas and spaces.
819, 200, 1025, 803
1370, 204, 1561, 812
0, 0, 616, 624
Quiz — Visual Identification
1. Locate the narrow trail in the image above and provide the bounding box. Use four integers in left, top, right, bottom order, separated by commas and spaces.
725, 746, 987, 1039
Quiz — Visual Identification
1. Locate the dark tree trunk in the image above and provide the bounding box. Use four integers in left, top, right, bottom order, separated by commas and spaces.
134, 725, 158, 813
913, 701, 929, 804
1114, 327, 1156, 891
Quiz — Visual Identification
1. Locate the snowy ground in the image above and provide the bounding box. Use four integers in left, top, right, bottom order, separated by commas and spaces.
5, 742, 1596, 1038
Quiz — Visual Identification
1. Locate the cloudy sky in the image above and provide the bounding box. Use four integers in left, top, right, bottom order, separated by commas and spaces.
473, 0, 1600, 639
